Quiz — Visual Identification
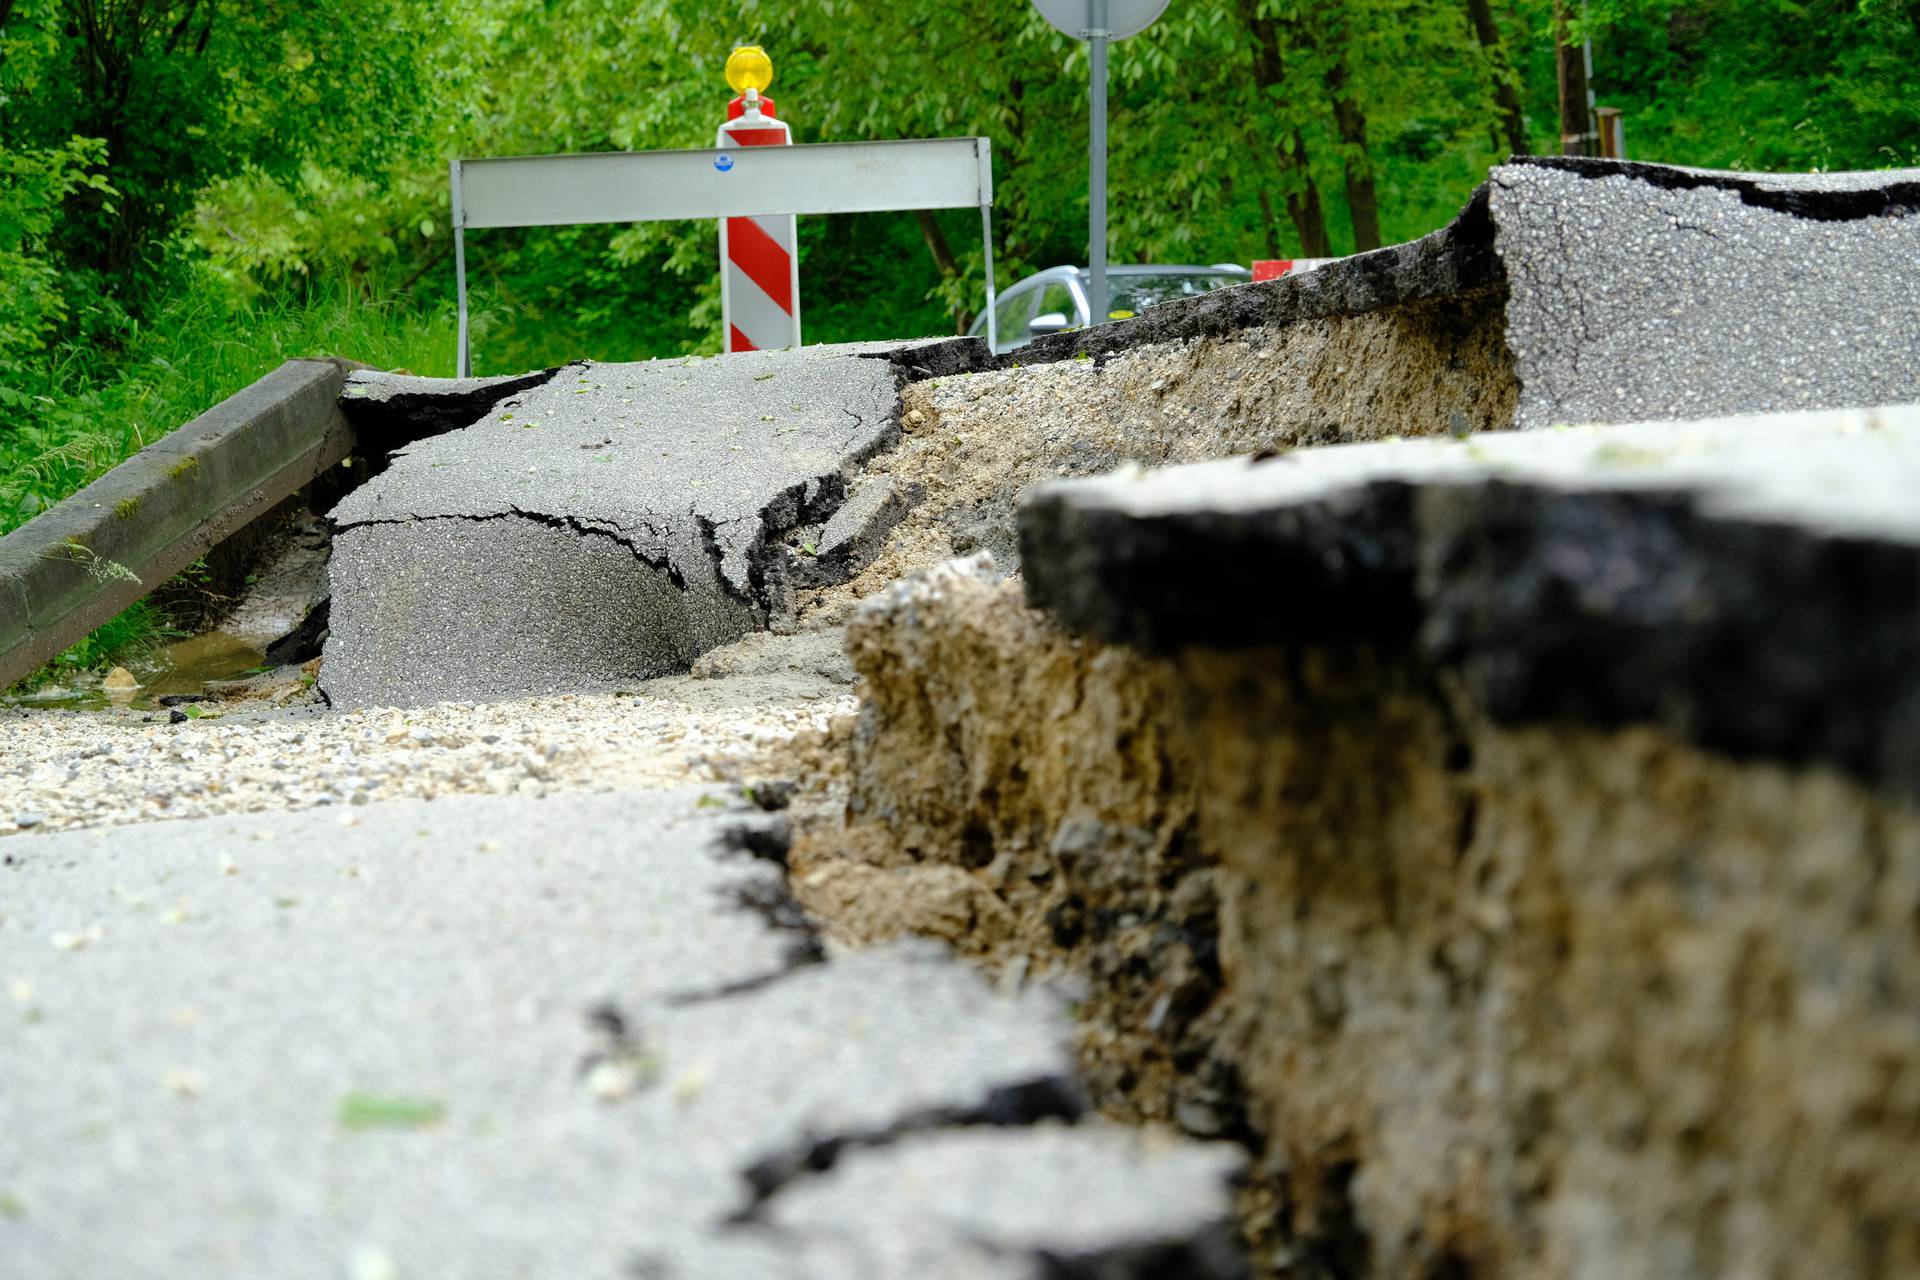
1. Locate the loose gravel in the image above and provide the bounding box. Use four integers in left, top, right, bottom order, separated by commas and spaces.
0, 672, 854, 839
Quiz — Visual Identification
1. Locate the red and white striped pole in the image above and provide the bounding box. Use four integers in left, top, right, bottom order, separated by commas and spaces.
717, 45, 800, 353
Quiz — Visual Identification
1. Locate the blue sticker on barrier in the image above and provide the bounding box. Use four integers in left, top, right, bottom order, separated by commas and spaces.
714, 154, 734, 172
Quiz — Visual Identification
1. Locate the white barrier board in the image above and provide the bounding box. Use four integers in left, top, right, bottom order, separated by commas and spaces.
451, 137, 997, 373
458, 137, 991, 228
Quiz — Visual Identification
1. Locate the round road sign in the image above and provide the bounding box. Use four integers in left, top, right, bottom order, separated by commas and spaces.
1030, 0, 1171, 41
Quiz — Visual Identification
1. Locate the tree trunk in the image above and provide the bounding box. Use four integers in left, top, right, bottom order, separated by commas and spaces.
1466, 0, 1531, 156
1255, 189, 1285, 257
62, 0, 145, 278
1325, 57, 1381, 253
914, 210, 973, 333
1555, 0, 1594, 156
915, 210, 960, 281
1283, 144, 1334, 259
1241, 0, 1332, 258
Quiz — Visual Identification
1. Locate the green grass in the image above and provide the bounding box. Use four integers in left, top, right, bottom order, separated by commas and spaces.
2, 280, 459, 688
2, 281, 459, 539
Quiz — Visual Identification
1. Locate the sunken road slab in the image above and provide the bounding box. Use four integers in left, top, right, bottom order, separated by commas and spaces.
0, 788, 1244, 1279
1020, 402, 1920, 796
1016, 157, 1919, 430
1489, 161, 1920, 428
322, 346, 902, 708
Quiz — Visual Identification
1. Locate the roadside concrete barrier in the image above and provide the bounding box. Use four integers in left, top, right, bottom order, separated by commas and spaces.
0, 358, 357, 690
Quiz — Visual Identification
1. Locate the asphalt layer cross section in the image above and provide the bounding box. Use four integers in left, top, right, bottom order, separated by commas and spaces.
322, 345, 906, 709
1017, 401, 1920, 801
0, 788, 1245, 1278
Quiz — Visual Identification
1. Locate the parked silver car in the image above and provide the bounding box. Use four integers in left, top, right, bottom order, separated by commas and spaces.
969, 263, 1251, 354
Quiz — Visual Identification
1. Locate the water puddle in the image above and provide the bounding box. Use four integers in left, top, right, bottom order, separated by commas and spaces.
4, 631, 270, 712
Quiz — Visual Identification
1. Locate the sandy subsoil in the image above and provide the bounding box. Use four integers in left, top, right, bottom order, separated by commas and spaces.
798, 291, 1512, 623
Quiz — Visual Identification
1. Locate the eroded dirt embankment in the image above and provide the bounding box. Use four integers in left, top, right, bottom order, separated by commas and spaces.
799, 290, 1515, 623
784, 557, 1920, 1279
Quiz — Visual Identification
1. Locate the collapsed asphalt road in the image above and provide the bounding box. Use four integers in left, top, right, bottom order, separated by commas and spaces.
0, 783, 1246, 1278
324, 346, 925, 709
3, 155, 1917, 1280
312, 158, 1919, 710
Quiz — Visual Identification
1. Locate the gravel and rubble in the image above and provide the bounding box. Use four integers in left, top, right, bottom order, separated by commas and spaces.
0, 667, 855, 839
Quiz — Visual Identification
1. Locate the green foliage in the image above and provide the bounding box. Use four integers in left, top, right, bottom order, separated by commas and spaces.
0, 136, 115, 367
0, 279, 457, 535
0, 0, 1914, 685
1516, 0, 1920, 167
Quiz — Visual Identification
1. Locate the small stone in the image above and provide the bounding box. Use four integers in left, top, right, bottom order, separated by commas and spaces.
50, 924, 103, 952
349, 1243, 399, 1280
13, 814, 43, 829
338, 811, 360, 827
164, 1066, 207, 1097
219, 856, 239, 876
586, 1060, 637, 1102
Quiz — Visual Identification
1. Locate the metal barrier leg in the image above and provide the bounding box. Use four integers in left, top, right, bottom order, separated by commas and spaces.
451, 160, 471, 378
981, 202, 997, 356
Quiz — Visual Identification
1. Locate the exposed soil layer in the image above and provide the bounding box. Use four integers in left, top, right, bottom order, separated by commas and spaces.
790, 557, 1920, 1278
795, 290, 1514, 622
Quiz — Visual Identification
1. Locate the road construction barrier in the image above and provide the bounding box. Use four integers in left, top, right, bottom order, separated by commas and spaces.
449, 46, 1001, 374
717, 47, 800, 353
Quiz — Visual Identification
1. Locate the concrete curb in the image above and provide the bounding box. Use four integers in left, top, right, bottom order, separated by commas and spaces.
0, 358, 357, 690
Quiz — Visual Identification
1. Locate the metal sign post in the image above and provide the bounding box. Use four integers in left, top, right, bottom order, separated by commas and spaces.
1031, 0, 1168, 329
449, 136, 996, 376
1088, 0, 1109, 329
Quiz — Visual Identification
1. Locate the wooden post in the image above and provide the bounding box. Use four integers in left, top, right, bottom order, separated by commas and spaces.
1596, 107, 1626, 159
1555, 0, 1594, 156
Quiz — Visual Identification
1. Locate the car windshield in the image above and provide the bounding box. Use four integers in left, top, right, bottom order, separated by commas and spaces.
1107, 272, 1237, 314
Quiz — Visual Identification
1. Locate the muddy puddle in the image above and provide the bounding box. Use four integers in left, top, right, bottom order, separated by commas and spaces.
4, 631, 273, 712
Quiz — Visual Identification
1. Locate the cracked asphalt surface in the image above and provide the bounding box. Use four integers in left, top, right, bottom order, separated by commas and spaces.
10, 157, 1917, 1280
1490, 161, 1920, 428
323, 347, 901, 708
0, 785, 1245, 1279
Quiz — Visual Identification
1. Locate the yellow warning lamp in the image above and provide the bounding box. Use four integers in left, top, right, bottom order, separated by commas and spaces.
726, 45, 773, 96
